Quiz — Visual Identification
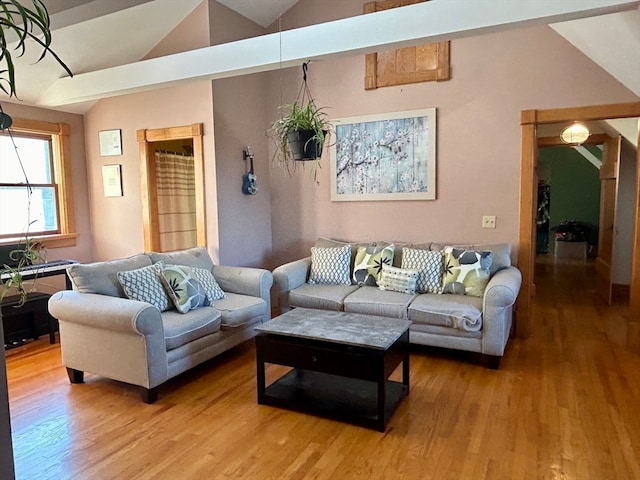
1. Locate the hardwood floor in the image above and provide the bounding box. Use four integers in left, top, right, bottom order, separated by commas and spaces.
5, 257, 640, 479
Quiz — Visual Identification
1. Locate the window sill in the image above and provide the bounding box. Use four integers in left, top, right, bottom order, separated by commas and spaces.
0, 233, 78, 249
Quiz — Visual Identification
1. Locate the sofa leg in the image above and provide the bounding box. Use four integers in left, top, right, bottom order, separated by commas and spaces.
487, 355, 501, 370
66, 368, 84, 384
141, 387, 158, 404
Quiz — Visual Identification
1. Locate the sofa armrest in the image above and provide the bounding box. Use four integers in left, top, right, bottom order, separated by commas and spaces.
212, 265, 273, 306
483, 266, 522, 310
48, 291, 168, 388
481, 266, 522, 356
272, 257, 311, 313
48, 291, 163, 336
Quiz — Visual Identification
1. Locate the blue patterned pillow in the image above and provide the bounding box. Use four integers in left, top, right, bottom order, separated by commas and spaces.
401, 248, 443, 293
308, 245, 352, 285
117, 261, 170, 311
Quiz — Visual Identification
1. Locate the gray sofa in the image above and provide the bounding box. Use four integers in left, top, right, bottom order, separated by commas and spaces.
48, 247, 272, 402
273, 239, 521, 368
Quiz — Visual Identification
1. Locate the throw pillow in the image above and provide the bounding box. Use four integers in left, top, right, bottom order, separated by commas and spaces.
160, 265, 211, 314
442, 247, 493, 297
401, 248, 443, 294
190, 266, 226, 303
378, 265, 419, 294
353, 244, 395, 286
308, 245, 352, 285
117, 262, 171, 311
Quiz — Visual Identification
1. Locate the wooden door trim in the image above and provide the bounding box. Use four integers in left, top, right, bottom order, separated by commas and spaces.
518, 101, 640, 340
137, 124, 206, 252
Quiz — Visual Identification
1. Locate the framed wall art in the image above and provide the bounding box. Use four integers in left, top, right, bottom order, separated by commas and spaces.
99, 129, 122, 156
101, 164, 123, 197
330, 108, 436, 202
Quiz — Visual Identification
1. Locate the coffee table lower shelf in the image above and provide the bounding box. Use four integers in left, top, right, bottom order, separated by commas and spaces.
260, 368, 407, 431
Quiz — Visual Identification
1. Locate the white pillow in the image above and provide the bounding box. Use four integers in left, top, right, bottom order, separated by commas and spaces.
378, 264, 418, 294
308, 245, 352, 285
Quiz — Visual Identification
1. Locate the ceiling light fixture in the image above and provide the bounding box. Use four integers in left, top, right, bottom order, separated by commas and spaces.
560, 123, 590, 145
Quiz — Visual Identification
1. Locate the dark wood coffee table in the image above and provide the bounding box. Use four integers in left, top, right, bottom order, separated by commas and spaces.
255, 308, 411, 432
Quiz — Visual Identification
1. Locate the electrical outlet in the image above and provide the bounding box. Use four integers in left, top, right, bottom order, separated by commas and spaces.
482, 215, 496, 229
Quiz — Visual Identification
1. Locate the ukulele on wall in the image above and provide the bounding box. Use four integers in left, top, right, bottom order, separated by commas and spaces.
242, 146, 258, 195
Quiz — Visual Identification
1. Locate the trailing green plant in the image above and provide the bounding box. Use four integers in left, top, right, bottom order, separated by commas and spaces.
0, 239, 46, 305
0, 0, 70, 305
269, 63, 333, 183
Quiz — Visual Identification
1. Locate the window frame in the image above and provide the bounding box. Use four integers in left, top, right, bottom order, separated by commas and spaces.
0, 118, 77, 249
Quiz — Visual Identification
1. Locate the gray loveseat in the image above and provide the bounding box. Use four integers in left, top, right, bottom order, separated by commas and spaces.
48, 247, 272, 402
273, 239, 521, 368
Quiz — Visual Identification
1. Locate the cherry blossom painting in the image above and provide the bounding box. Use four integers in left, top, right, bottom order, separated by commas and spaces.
330, 108, 436, 201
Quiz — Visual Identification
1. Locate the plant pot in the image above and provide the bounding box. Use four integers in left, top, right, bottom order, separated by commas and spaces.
287, 129, 325, 161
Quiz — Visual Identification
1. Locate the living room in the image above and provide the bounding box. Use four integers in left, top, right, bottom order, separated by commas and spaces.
1, 0, 640, 478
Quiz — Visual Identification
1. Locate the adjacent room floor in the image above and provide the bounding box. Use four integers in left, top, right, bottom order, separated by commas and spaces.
5, 256, 639, 479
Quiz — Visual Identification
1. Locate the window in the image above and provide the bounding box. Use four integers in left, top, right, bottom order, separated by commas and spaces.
0, 118, 76, 247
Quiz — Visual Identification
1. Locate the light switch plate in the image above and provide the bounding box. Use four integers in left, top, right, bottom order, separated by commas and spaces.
482, 215, 496, 229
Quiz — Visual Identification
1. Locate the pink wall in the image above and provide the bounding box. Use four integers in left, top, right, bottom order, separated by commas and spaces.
209, 2, 273, 267
83, 2, 219, 262
267, 0, 639, 266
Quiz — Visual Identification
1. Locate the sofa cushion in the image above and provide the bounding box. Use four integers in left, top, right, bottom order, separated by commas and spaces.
308, 245, 352, 285
117, 262, 171, 311
289, 283, 360, 311
353, 244, 395, 286
212, 292, 268, 329
149, 246, 215, 271
442, 247, 493, 297
161, 307, 221, 350
67, 253, 152, 297
344, 286, 414, 319
159, 265, 210, 314
408, 293, 483, 332
378, 265, 418, 294
401, 248, 443, 294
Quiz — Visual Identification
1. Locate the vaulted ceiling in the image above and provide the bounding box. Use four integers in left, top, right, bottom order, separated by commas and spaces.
2, 0, 639, 115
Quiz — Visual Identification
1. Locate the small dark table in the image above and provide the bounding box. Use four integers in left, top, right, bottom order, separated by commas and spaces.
255, 308, 411, 432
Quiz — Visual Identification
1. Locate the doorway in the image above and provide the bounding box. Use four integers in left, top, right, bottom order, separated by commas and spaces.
137, 124, 206, 252
517, 102, 640, 348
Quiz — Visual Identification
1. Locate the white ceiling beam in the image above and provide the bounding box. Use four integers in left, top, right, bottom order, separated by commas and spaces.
573, 146, 603, 169
39, 0, 640, 107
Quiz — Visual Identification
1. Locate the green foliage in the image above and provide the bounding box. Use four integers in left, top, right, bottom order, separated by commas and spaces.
269, 99, 333, 182
0, 239, 46, 306
0, 0, 73, 98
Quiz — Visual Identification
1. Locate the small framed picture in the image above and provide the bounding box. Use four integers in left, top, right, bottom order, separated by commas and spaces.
102, 164, 123, 197
99, 129, 122, 156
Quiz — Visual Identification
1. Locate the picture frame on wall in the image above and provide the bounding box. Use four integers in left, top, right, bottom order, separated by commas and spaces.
102, 164, 123, 197
99, 129, 122, 156
330, 108, 436, 201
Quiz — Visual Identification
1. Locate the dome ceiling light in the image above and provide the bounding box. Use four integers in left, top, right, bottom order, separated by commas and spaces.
560, 123, 590, 145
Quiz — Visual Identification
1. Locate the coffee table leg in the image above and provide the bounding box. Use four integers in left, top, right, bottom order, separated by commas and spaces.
403, 350, 410, 395
377, 377, 386, 432
256, 344, 266, 404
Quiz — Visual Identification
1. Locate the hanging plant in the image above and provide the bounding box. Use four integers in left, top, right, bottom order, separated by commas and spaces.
0, 0, 72, 305
269, 61, 333, 182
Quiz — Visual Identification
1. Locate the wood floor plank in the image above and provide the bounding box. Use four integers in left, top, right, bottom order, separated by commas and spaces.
5, 257, 640, 479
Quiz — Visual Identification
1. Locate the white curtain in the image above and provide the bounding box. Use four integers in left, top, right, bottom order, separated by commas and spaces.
155, 151, 197, 252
